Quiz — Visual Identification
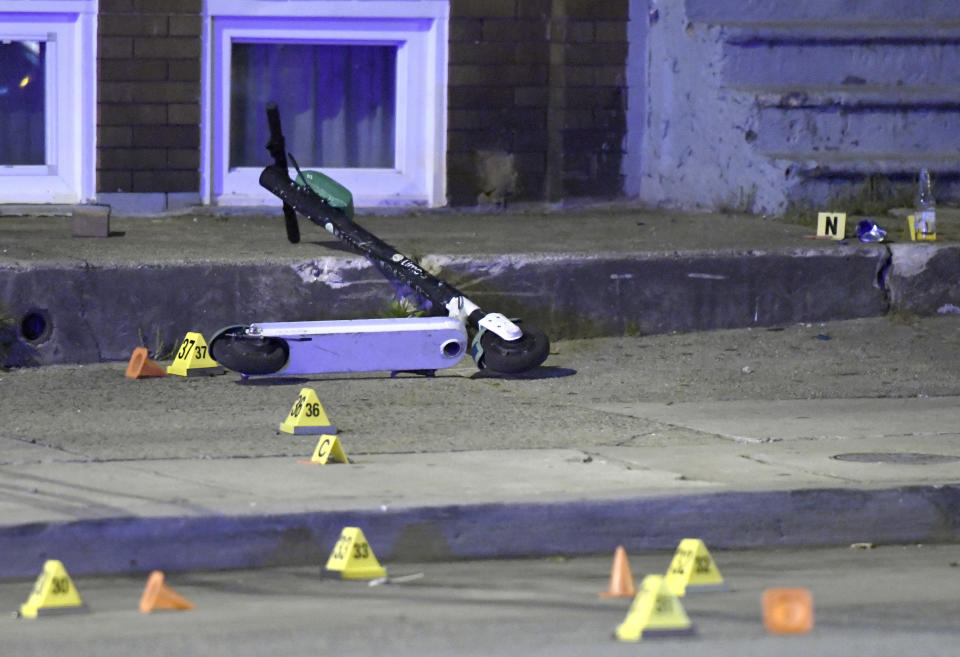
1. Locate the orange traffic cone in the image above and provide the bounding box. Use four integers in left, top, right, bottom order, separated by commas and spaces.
139, 571, 194, 613
763, 587, 813, 634
599, 545, 637, 598
125, 347, 167, 379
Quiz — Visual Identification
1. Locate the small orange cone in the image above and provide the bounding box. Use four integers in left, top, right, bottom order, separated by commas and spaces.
139, 571, 194, 613
599, 545, 637, 598
763, 587, 813, 634
125, 347, 167, 379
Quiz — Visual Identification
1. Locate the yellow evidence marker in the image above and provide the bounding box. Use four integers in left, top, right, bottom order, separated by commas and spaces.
324, 527, 387, 580
615, 575, 695, 642
280, 387, 337, 435
816, 211, 847, 240
310, 435, 348, 464
18, 560, 87, 618
166, 332, 224, 376
663, 538, 730, 596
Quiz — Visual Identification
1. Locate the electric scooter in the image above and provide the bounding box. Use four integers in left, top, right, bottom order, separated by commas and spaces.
209, 103, 550, 377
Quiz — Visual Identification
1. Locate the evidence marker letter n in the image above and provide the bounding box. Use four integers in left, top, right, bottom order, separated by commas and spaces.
816, 212, 846, 240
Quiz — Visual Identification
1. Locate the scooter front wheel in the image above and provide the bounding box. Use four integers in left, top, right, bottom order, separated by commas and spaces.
209, 325, 290, 376
477, 323, 550, 374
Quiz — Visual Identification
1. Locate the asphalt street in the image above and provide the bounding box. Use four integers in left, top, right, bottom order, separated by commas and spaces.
4, 315, 960, 461
3, 545, 959, 657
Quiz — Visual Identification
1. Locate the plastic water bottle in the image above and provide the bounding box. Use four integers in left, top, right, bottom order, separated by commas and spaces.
915, 168, 936, 239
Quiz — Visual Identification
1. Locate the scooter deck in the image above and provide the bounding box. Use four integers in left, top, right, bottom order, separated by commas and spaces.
248, 316, 467, 376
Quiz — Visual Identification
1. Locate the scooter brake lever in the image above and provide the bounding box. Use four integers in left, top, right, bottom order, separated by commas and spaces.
288, 152, 305, 180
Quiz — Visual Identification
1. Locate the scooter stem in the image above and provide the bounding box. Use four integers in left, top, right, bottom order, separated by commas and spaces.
259, 164, 520, 338
265, 102, 301, 245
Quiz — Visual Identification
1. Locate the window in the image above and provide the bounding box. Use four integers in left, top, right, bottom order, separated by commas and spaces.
0, 2, 96, 203
0, 40, 45, 165
229, 42, 397, 169
204, 1, 449, 208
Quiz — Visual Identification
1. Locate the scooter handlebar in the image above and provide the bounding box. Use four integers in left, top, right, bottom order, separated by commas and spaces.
265, 102, 285, 166
264, 102, 300, 244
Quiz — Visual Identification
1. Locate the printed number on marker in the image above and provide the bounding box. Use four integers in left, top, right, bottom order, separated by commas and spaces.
176, 338, 207, 360
51, 577, 70, 595
291, 395, 321, 418
332, 535, 351, 560
32, 574, 48, 596
332, 536, 369, 561
670, 549, 693, 574
290, 395, 305, 418
34, 574, 70, 596
177, 338, 196, 360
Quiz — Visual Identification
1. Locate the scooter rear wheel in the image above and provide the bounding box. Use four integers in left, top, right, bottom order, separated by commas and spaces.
209, 325, 289, 376
478, 323, 550, 374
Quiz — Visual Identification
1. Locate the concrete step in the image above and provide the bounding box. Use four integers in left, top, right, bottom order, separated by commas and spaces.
748, 85, 960, 111
687, 0, 960, 26
767, 152, 960, 178
3, 210, 960, 367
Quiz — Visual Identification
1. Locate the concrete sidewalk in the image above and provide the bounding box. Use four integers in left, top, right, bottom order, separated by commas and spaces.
1, 205, 959, 579
1, 316, 959, 578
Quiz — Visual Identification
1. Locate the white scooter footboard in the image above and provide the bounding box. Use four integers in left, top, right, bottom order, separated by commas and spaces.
249, 317, 467, 376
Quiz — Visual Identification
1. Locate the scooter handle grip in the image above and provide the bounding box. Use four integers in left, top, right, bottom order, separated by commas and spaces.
264, 102, 301, 243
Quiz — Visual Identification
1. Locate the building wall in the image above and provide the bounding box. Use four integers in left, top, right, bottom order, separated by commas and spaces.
97, 0, 202, 207
19, 0, 960, 212
447, 0, 629, 205
625, 0, 960, 214
91, 0, 630, 210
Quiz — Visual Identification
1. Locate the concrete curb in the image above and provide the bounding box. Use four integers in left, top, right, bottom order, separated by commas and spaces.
3, 246, 892, 365
2, 485, 957, 579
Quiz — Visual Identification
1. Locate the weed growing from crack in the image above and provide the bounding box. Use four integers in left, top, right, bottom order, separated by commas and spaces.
0, 306, 14, 367
380, 298, 426, 318
137, 326, 177, 361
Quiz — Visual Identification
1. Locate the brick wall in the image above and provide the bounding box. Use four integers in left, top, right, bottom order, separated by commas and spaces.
97, 0, 202, 195
93, 0, 627, 205
447, 0, 628, 205
560, 1, 628, 197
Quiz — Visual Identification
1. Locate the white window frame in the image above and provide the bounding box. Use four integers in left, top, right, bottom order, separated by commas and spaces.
203, 0, 448, 208
0, 1, 96, 203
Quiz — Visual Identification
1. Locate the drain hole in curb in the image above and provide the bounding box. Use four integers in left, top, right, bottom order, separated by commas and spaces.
20, 310, 51, 343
